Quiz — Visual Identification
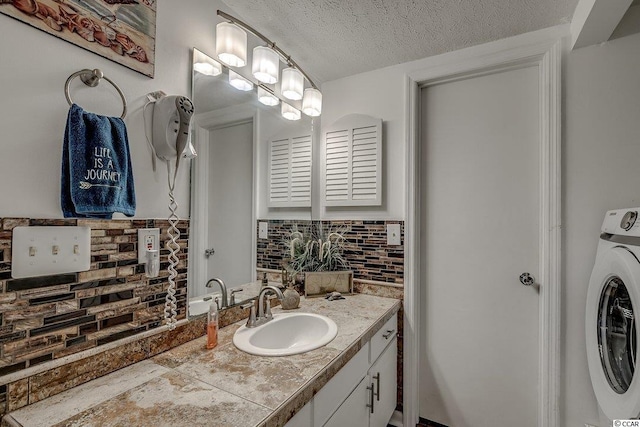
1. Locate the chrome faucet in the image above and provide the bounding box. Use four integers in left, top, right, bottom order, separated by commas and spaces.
205, 278, 228, 309
245, 285, 284, 328
229, 287, 244, 306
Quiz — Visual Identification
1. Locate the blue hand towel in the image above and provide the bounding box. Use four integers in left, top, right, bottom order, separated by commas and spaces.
61, 104, 136, 218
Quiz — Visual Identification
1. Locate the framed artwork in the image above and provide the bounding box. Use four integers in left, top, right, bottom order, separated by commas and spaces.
0, 0, 156, 77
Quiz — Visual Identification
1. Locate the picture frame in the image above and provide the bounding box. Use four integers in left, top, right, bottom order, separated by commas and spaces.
0, 0, 156, 77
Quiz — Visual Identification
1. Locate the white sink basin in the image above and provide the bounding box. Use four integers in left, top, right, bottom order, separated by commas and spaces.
233, 312, 338, 356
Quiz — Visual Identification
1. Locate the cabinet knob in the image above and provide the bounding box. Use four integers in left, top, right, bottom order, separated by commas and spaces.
373, 373, 381, 401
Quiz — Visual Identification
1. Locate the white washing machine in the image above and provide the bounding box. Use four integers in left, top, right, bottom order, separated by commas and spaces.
587, 208, 640, 425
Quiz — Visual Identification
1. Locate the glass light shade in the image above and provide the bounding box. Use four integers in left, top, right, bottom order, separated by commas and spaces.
229, 70, 253, 91
193, 60, 222, 76
258, 87, 279, 106
252, 46, 279, 84
281, 103, 301, 121
216, 22, 247, 67
302, 88, 322, 116
281, 67, 304, 100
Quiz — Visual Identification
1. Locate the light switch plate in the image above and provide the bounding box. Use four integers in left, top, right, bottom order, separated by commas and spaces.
11, 226, 91, 278
387, 224, 401, 245
138, 228, 160, 263
259, 222, 268, 239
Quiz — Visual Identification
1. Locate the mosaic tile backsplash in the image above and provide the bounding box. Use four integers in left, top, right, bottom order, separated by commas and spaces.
0, 218, 189, 378
256, 220, 404, 284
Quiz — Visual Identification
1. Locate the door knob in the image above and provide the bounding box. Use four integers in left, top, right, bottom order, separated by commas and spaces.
204, 248, 215, 258
519, 272, 535, 286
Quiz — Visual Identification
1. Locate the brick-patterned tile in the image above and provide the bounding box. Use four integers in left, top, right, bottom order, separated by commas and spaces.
257, 220, 405, 284
0, 218, 190, 380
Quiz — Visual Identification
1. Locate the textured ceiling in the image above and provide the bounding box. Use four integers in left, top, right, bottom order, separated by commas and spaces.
219, 0, 579, 84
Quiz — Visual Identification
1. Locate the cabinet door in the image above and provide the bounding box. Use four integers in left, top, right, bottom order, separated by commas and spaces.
323, 376, 370, 427
369, 339, 397, 427
314, 343, 369, 426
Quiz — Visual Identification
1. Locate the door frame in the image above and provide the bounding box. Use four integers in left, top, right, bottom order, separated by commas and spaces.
189, 104, 258, 301
403, 26, 565, 427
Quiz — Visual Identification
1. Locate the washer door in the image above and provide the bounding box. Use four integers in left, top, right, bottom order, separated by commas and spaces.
586, 247, 640, 419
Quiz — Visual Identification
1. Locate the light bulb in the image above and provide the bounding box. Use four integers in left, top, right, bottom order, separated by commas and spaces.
229, 70, 253, 91
302, 88, 322, 116
216, 22, 247, 67
281, 67, 304, 100
252, 46, 279, 84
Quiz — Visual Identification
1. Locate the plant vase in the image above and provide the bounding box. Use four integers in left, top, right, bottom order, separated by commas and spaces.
304, 270, 353, 297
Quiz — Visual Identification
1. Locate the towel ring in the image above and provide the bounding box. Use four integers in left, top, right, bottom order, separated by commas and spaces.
64, 69, 127, 119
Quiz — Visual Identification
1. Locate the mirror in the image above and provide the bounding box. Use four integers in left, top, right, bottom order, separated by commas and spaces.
188, 48, 314, 317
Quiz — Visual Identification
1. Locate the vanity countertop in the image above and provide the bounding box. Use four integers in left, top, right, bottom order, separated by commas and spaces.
2, 294, 400, 427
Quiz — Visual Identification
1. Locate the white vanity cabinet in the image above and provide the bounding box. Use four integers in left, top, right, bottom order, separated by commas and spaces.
367, 339, 398, 427
286, 314, 398, 427
324, 335, 397, 427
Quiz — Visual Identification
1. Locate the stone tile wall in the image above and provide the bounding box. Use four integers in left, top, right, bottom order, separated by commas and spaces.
256, 220, 404, 284
0, 218, 189, 380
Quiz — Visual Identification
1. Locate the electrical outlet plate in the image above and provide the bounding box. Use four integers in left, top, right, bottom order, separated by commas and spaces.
259, 222, 268, 239
138, 228, 160, 263
11, 226, 91, 278
387, 224, 401, 245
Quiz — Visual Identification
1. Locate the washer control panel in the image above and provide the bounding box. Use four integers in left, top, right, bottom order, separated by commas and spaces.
602, 208, 640, 235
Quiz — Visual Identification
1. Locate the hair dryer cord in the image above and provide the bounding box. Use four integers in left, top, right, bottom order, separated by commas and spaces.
164, 162, 180, 329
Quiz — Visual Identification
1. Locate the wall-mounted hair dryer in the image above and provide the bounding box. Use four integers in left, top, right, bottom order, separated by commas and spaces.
150, 94, 196, 177
143, 92, 196, 329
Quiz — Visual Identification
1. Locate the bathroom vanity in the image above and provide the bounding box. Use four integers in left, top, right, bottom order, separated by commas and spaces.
1, 294, 400, 427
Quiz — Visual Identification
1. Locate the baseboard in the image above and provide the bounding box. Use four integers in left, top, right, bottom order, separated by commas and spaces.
388, 410, 403, 426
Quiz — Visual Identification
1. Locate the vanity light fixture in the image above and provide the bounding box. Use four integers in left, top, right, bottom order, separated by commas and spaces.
229, 70, 253, 91
216, 22, 247, 67
281, 102, 301, 121
258, 86, 280, 106
252, 46, 279, 84
216, 10, 322, 118
302, 88, 322, 117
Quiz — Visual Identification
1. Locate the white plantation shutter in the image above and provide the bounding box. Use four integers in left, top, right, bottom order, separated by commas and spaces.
325, 129, 350, 201
323, 114, 382, 206
268, 132, 312, 207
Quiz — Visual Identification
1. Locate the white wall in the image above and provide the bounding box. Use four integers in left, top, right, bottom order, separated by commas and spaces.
322, 25, 640, 427
562, 31, 640, 426
0, 0, 224, 218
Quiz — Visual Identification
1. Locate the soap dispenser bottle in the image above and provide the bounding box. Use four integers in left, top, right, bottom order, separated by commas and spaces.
206, 301, 218, 349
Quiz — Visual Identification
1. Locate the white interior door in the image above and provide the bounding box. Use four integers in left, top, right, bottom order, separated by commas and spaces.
419, 66, 540, 426
207, 121, 253, 289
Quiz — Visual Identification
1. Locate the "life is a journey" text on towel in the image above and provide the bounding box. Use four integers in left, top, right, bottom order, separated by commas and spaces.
84, 147, 121, 183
